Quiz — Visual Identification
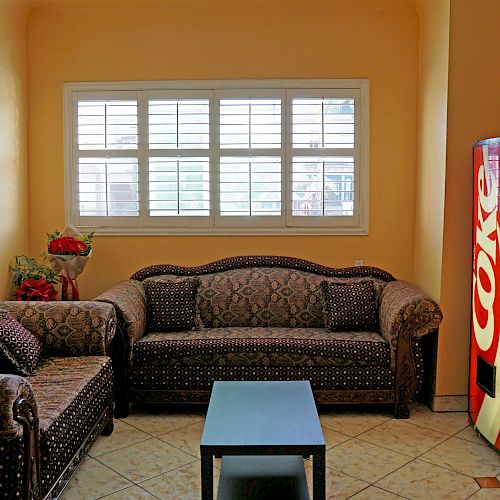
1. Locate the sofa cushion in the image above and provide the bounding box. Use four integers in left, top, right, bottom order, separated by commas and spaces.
27, 356, 113, 493
133, 327, 390, 368
153, 268, 386, 329
144, 275, 204, 329
0, 310, 42, 376
145, 278, 201, 332
320, 280, 379, 332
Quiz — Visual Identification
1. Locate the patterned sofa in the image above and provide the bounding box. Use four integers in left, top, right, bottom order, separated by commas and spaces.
0, 301, 116, 499
95, 256, 443, 419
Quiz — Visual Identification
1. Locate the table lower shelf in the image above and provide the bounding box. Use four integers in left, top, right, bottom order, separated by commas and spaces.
216, 455, 310, 500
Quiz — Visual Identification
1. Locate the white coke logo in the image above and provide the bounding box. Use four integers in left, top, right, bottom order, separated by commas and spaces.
473, 145, 498, 352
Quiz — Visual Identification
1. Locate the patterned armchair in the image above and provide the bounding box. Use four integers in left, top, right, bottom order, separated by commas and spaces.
0, 301, 116, 500
95, 256, 442, 420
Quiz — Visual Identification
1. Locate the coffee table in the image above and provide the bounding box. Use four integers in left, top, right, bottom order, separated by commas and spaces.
200, 381, 326, 500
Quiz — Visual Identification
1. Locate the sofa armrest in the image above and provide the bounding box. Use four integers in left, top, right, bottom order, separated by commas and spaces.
1, 301, 116, 357
0, 374, 37, 437
379, 280, 443, 370
0, 374, 40, 498
94, 279, 147, 350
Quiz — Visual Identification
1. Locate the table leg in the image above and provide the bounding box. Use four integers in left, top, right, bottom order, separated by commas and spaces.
312, 451, 326, 500
201, 453, 213, 500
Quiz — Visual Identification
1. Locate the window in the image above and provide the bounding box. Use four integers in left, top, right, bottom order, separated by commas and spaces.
64, 80, 369, 234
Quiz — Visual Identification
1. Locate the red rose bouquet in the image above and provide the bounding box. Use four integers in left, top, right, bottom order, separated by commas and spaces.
47, 228, 93, 300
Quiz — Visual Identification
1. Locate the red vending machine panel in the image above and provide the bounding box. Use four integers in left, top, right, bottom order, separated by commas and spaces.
471, 137, 500, 450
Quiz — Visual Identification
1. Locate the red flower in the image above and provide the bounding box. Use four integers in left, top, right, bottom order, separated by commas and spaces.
16, 279, 58, 301
48, 236, 88, 256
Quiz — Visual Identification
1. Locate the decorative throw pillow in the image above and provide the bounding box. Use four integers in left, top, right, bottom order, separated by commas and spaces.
144, 275, 204, 329
145, 278, 202, 332
0, 311, 42, 376
320, 280, 379, 332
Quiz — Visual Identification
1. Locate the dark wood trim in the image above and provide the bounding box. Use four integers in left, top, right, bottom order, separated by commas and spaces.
13, 396, 41, 500
129, 388, 396, 406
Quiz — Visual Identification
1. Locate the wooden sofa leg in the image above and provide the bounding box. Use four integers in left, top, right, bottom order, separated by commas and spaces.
114, 399, 129, 418
101, 408, 115, 436
394, 401, 410, 419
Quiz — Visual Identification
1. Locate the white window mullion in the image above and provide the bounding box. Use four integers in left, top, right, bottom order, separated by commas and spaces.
210, 90, 220, 225
138, 91, 149, 226
284, 90, 294, 226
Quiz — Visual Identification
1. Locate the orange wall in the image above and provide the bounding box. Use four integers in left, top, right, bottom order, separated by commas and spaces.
436, 0, 500, 396
413, 0, 449, 301
27, 0, 419, 299
0, 0, 30, 299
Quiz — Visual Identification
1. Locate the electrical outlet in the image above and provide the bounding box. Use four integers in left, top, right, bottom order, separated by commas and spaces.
354, 259, 364, 266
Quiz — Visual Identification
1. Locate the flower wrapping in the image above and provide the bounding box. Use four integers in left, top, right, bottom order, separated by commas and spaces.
47, 227, 93, 300
47, 252, 92, 280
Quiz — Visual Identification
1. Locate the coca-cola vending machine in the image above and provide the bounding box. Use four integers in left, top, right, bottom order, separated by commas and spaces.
470, 137, 500, 450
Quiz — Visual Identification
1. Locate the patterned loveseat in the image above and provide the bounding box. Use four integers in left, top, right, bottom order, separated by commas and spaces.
95, 256, 442, 419
0, 301, 116, 499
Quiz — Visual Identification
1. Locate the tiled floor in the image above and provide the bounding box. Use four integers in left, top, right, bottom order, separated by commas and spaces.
61, 403, 500, 499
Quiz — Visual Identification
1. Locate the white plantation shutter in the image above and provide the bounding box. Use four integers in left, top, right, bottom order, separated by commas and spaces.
288, 90, 362, 227
72, 93, 140, 226
146, 94, 211, 226
216, 93, 283, 227
219, 98, 281, 149
149, 157, 210, 216
65, 80, 368, 233
219, 157, 281, 216
149, 99, 209, 149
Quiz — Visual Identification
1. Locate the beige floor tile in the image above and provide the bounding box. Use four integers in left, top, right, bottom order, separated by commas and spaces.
123, 407, 205, 436
101, 485, 158, 499
455, 425, 493, 447
376, 459, 480, 499
401, 405, 469, 435
326, 438, 412, 483
158, 420, 205, 458
97, 437, 197, 483
357, 419, 448, 457
303, 459, 369, 499
60, 458, 132, 500
319, 410, 392, 437
349, 485, 405, 499
469, 489, 500, 499
321, 426, 352, 450
140, 460, 220, 500
419, 436, 500, 478
88, 420, 150, 457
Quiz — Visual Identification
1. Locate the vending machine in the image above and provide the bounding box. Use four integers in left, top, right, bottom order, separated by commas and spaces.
470, 137, 500, 450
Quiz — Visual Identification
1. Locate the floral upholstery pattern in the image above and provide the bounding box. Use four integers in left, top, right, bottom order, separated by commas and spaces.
0, 312, 42, 376
1, 301, 116, 357
27, 356, 113, 493
380, 281, 443, 369
133, 327, 390, 367
151, 268, 387, 329
94, 280, 146, 347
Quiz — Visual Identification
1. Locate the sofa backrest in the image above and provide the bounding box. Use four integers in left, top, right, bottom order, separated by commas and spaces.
144, 265, 388, 329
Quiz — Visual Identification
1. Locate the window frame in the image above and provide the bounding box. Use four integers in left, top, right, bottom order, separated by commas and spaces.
64, 79, 370, 235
